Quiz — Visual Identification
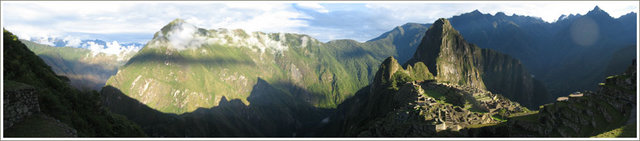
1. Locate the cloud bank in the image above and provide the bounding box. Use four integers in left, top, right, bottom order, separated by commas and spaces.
1, 1, 637, 43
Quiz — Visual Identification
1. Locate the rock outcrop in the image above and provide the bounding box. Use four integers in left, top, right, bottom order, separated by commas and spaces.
405, 18, 549, 108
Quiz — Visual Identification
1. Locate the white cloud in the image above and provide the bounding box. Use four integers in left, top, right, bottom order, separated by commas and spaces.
82, 40, 140, 61
2, 1, 309, 42
297, 3, 329, 13
35, 37, 55, 46
160, 21, 209, 50
1, 1, 637, 43
63, 36, 82, 47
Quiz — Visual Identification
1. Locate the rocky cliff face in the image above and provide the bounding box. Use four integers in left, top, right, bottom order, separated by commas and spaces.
406, 19, 486, 90
405, 18, 549, 108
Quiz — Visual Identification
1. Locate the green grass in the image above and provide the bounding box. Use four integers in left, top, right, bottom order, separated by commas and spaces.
593, 122, 637, 138
3, 80, 34, 91
508, 111, 539, 122
490, 114, 507, 122
465, 123, 500, 129
423, 89, 446, 100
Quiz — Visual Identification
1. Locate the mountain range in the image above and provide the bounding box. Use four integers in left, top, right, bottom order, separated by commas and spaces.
4, 6, 637, 137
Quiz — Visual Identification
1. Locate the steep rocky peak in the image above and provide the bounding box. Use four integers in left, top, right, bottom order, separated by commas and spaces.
379, 56, 402, 81
426, 18, 462, 42
586, 5, 612, 18
431, 18, 453, 32
592, 5, 603, 12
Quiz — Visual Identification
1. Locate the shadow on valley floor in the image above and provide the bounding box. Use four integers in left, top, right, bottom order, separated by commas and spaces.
101, 77, 331, 137
38, 54, 117, 91
123, 49, 255, 68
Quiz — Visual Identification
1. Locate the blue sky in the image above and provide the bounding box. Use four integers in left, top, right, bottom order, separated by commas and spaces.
1, 1, 638, 44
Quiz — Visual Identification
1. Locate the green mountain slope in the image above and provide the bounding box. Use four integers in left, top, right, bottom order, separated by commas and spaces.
366, 23, 431, 64
106, 19, 389, 114
3, 29, 145, 137
405, 18, 549, 108
20, 40, 134, 91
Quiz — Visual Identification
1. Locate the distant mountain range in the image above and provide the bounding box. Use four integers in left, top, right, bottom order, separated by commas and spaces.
371, 6, 637, 99
25, 37, 144, 57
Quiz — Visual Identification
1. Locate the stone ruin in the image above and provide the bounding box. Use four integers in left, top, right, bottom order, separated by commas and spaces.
3, 86, 40, 129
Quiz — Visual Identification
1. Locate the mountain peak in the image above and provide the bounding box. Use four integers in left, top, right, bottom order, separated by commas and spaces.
592, 5, 603, 12
151, 18, 208, 50
371, 56, 403, 91
405, 18, 485, 89
432, 18, 453, 31
160, 18, 191, 35
586, 5, 611, 18
376, 56, 401, 81
471, 9, 482, 14
168, 18, 186, 26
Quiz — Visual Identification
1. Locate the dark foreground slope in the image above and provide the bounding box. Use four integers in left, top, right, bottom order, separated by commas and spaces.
3, 29, 145, 137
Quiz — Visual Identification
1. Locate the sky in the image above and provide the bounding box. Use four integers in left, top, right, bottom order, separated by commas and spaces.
1, 1, 638, 44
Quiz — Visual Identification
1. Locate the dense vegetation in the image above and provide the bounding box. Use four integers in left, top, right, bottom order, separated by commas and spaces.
3, 29, 145, 137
